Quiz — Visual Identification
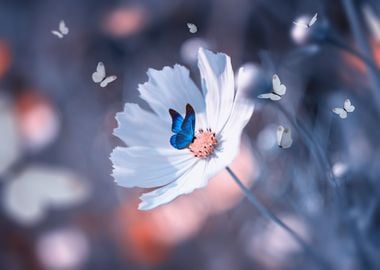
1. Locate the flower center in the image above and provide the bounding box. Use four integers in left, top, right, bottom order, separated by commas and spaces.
189, 129, 217, 158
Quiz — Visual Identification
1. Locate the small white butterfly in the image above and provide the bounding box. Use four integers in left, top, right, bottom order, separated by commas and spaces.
92, 62, 117, 87
51, 20, 69, 39
277, 125, 293, 149
187, 23, 198, 34
332, 99, 355, 119
258, 74, 287, 101
293, 13, 318, 29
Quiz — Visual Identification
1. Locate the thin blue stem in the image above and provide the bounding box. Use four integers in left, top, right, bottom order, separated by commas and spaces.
340, 0, 380, 113
274, 102, 374, 270
226, 166, 332, 270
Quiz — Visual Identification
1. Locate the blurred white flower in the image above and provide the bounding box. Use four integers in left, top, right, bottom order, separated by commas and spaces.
36, 227, 89, 270
332, 162, 348, 178
111, 48, 254, 210
291, 15, 315, 45
235, 63, 262, 92
3, 165, 89, 225
257, 124, 277, 151
180, 38, 210, 64
16, 92, 60, 152
247, 215, 310, 269
293, 13, 317, 29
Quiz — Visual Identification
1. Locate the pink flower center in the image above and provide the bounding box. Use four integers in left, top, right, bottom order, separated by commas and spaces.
189, 129, 217, 158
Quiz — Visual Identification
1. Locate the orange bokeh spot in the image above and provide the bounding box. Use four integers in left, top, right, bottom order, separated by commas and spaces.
0, 40, 11, 78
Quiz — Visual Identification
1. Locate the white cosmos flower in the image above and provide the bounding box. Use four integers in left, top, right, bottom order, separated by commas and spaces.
110, 48, 254, 210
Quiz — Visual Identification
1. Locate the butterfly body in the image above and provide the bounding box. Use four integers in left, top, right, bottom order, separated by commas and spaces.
258, 74, 286, 101
333, 99, 355, 119
169, 104, 195, 149
52, 20, 69, 39
92, 62, 117, 87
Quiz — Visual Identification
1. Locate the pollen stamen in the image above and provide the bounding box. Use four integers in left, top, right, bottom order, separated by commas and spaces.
189, 129, 217, 158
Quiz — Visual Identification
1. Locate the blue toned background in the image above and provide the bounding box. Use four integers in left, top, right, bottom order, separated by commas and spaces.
1, 0, 380, 269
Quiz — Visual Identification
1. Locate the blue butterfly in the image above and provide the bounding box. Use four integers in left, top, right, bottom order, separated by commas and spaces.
169, 104, 195, 149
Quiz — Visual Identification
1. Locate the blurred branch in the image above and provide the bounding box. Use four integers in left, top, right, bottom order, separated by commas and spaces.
273, 101, 375, 270
226, 166, 332, 270
340, 0, 380, 113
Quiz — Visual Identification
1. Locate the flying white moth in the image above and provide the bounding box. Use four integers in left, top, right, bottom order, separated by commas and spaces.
332, 99, 355, 119
187, 23, 198, 34
51, 20, 69, 39
258, 74, 287, 101
92, 62, 117, 88
277, 125, 293, 149
293, 13, 318, 29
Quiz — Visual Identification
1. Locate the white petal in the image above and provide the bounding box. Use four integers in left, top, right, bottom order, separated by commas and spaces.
220, 87, 254, 141
110, 146, 196, 188
205, 136, 241, 180
197, 48, 235, 132
206, 88, 254, 178
138, 64, 207, 127
138, 160, 207, 210
113, 103, 172, 147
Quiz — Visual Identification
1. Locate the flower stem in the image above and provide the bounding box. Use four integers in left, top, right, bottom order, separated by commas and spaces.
226, 166, 331, 270
325, 32, 379, 75
273, 103, 374, 269
339, 0, 380, 112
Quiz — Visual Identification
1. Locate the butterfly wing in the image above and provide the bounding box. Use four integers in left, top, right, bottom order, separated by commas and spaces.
59, 20, 69, 35
276, 126, 285, 146
293, 21, 308, 29
51, 30, 63, 38
180, 104, 195, 136
187, 23, 197, 33
258, 93, 282, 101
344, 99, 355, 112
333, 108, 347, 119
170, 104, 195, 149
281, 129, 293, 148
309, 13, 318, 27
272, 74, 286, 96
100, 75, 117, 87
92, 62, 106, 83
277, 126, 293, 148
169, 109, 184, 133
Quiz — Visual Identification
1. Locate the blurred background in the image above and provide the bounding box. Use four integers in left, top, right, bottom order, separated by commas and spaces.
1, 0, 380, 269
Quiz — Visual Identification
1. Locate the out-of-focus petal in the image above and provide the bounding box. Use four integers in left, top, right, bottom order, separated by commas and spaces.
3, 166, 89, 225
